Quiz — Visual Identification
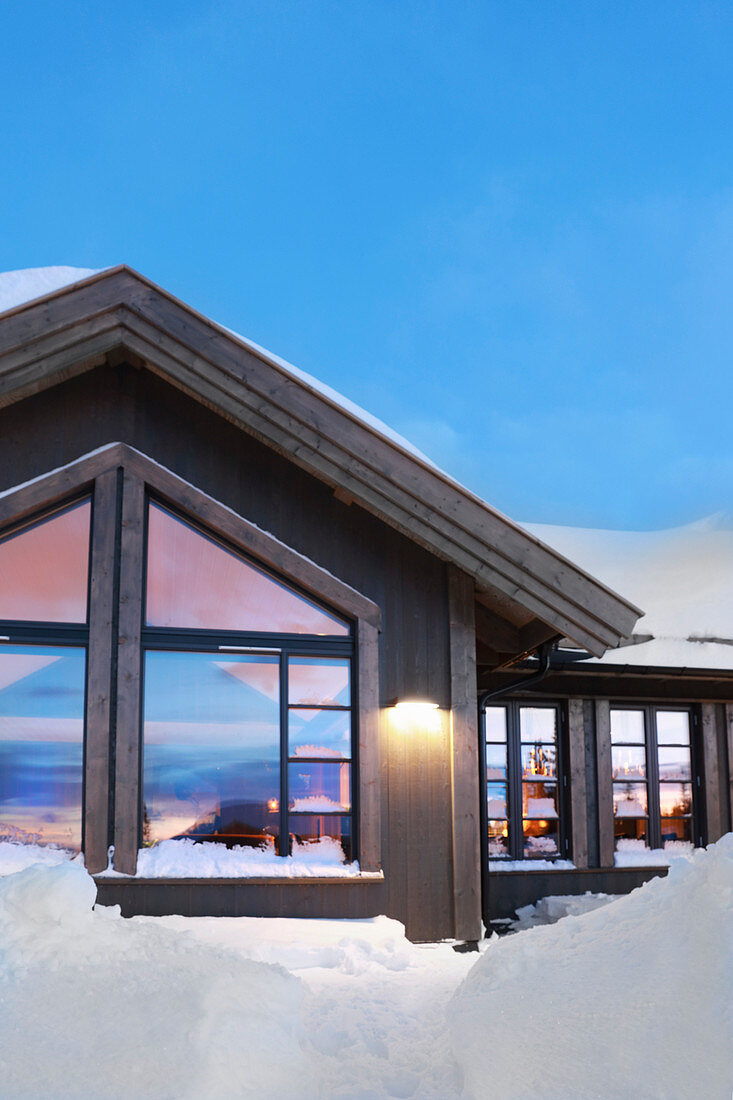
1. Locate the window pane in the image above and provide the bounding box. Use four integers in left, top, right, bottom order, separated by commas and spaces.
0, 500, 90, 623
146, 502, 348, 635
488, 820, 509, 857
289, 709, 351, 759
659, 783, 692, 817
485, 743, 507, 780
484, 707, 507, 742
486, 782, 507, 818
613, 782, 648, 818
610, 710, 645, 744
288, 762, 351, 812
522, 781, 558, 819
288, 657, 350, 706
661, 818, 693, 845
655, 711, 690, 745
519, 707, 556, 741
612, 745, 647, 780
523, 819, 559, 857
0, 645, 85, 850
520, 742, 557, 779
289, 814, 351, 862
143, 651, 281, 847
657, 746, 691, 782
615, 819, 648, 844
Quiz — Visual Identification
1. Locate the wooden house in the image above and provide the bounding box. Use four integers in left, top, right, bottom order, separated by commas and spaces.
0, 266, 728, 942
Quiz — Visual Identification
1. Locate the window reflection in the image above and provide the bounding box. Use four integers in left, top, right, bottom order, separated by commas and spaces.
612, 745, 646, 780
610, 710, 645, 744
0, 645, 85, 850
288, 709, 351, 759
288, 657, 350, 706
0, 500, 90, 623
289, 814, 352, 862
486, 782, 507, 818
656, 711, 690, 745
146, 503, 349, 636
613, 782, 648, 818
523, 819, 559, 857
487, 820, 509, 857
143, 651, 281, 847
288, 762, 351, 812
485, 744, 506, 780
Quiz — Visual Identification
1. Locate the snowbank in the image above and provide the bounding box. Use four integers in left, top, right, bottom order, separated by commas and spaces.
509, 891, 617, 931
0, 840, 80, 876
450, 834, 733, 1099
0, 862, 312, 1099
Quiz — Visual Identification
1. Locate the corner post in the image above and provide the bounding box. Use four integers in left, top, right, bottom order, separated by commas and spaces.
113, 471, 145, 874
448, 565, 482, 941
83, 468, 118, 873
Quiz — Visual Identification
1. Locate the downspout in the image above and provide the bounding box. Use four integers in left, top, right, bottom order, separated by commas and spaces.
478, 639, 555, 708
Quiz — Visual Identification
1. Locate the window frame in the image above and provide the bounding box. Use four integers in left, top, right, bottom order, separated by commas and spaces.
0, 444, 383, 875
0, 493, 94, 854
609, 703, 700, 853
481, 698, 569, 863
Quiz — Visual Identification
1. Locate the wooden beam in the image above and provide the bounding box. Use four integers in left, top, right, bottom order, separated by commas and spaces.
726, 705, 733, 837
120, 445, 382, 630
700, 705, 724, 843
113, 471, 145, 874
0, 269, 643, 655
448, 566, 482, 941
567, 698, 589, 869
357, 620, 381, 872
595, 700, 614, 868
83, 467, 118, 873
474, 602, 521, 655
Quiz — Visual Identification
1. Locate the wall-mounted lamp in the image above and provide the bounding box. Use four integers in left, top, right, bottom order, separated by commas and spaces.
389, 698, 441, 733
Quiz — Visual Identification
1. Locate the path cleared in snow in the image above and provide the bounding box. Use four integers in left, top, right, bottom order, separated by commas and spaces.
0, 837, 731, 1099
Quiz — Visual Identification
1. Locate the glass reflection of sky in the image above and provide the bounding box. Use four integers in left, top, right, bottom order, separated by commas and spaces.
143, 651, 280, 845
0, 499, 90, 623
146, 503, 349, 635
288, 657, 350, 706
288, 708, 351, 758
0, 645, 85, 850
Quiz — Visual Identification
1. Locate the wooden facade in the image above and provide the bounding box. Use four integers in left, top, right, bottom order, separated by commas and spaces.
5, 268, 725, 943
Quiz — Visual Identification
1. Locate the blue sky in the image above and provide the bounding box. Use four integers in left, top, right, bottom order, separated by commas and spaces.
2, 2, 732, 528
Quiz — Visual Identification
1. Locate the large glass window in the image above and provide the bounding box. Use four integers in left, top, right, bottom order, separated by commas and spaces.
0, 498, 91, 852
142, 501, 354, 859
483, 701, 565, 862
611, 707, 696, 854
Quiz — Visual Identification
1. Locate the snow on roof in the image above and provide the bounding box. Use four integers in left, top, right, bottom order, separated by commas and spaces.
0, 266, 436, 468
525, 514, 733, 670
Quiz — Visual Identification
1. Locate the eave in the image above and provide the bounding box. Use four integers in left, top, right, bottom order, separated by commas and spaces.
0, 265, 643, 656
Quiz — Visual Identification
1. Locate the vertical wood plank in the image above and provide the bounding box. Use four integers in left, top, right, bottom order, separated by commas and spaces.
113, 472, 145, 874
567, 698, 589, 869
448, 566, 482, 942
595, 700, 614, 868
701, 704, 724, 843
83, 468, 118, 873
357, 619, 382, 871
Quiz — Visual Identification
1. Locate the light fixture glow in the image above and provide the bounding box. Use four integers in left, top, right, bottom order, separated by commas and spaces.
393, 699, 439, 711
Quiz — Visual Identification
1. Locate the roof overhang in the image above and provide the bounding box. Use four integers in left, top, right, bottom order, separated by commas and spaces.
0, 265, 642, 656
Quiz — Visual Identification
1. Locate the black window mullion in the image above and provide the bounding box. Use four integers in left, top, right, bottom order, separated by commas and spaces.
509, 704, 523, 861
279, 651, 289, 855
647, 707, 662, 850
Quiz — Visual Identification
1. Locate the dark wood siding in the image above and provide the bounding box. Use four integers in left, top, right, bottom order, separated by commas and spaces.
0, 362, 454, 939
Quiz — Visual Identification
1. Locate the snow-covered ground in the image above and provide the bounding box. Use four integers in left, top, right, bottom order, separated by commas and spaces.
1, 836, 731, 1099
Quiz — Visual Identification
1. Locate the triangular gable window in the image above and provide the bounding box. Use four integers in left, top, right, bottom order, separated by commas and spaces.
0, 499, 91, 623
145, 501, 350, 636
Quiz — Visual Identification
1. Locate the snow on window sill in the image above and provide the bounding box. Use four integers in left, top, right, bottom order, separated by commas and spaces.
613, 841, 695, 868
96, 837, 379, 880
488, 859, 576, 872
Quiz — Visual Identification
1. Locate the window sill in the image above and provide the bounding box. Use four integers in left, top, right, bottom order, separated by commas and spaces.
93, 870, 385, 885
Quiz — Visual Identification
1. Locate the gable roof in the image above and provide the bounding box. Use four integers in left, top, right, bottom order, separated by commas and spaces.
527, 516, 733, 671
0, 264, 642, 656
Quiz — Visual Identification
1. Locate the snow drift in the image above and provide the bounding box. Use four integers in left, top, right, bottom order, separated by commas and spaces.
0, 862, 313, 1099
450, 834, 733, 1100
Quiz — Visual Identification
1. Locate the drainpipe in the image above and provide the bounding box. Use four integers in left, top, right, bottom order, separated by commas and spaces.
478, 640, 555, 709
